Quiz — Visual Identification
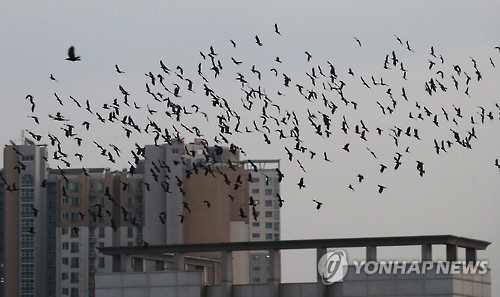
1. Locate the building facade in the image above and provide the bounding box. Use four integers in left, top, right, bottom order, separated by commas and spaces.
244, 160, 281, 284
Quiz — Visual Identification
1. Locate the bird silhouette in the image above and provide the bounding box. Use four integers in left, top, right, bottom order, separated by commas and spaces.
274, 23, 281, 35
255, 35, 263, 46
312, 199, 322, 209
66, 46, 81, 61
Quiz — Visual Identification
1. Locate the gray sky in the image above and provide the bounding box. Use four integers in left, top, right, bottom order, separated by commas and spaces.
1, 0, 499, 292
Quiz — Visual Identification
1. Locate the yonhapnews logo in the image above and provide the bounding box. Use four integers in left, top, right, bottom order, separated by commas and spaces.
317, 250, 349, 284
317, 249, 489, 285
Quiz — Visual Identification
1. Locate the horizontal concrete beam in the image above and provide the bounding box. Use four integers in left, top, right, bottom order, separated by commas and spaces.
98, 235, 490, 256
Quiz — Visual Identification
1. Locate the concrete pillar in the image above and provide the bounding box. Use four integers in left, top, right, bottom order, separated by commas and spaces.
268, 249, 280, 297
173, 252, 185, 270
221, 250, 233, 297
125, 255, 133, 272
366, 246, 377, 261
112, 254, 133, 272
446, 244, 457, 262
316, 247, 327, 297
421, 244, 433, 262
465, 248, 477, 264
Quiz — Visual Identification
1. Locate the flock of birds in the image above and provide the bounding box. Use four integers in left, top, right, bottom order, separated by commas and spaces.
5, 23, 500, 236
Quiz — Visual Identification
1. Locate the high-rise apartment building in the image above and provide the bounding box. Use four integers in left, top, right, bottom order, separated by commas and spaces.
2, 142, 50, 297
1, 138, 280, 296
244, 160, 281, 284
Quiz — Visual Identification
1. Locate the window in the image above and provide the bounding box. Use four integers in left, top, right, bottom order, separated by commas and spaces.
97, 182, 104, 192
265, 222, 273, 229
274, 233, 280, 240
62, 227, 68, 235
70, 228, 79, 238
61, 272, 68, 280
70, 272, 79, 283
172, 148, 179, 154
70, 212, 79, 222
62, 257, 68, 265
69, 182, 79, 192
265, 211, 273, 218
251, 188, 260, 194
252, 233, 260, 238
264, 200, 273, 206
274, 211, 280, 220
265, 233, 273, 240
98, 257, 105, 268
253, 278, 261, 283
62, 196, 69, 205
251, 177, 260, 183
70, 242, 79, 253
61, 212, 68, 220
62, 242, 69, 250
252, 266, 260, 271
70, 197, 79, 207
127, 197, 133, 207
62, 288, 69, 295
98, 227, 105, 238
70, 257, 79, 268
70, 287, 79, 297
252, 255, 260, 260
22, 155, 34, 161
252, 222, 260, 227
127, 227, 133, 238
265, 189, 273, 196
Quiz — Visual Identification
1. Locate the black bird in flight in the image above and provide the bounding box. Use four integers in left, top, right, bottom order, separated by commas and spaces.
255, 35, 263, 46
239, 207, 247, 218
312, 199, 323, 209
354, 37, 362, 47
297, 177, 306, 189
274, 23, 281, 35
305, 51, 312, 62
115, 64, 125, 73
66, 46, 81, 61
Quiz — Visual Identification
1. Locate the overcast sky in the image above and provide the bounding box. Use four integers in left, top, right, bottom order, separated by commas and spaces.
1, 0, 499, 292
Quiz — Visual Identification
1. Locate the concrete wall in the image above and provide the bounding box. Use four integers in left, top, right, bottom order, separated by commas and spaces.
95, 271, 203, 297
231, 221, 250, 284
342, 264, 491, 297
95, 264, 491, 297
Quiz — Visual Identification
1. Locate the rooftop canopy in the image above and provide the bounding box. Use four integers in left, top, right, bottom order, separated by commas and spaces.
98, 235, 490, 256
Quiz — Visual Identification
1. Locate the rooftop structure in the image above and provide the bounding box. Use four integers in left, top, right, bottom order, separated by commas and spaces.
97, 235, 491, 297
